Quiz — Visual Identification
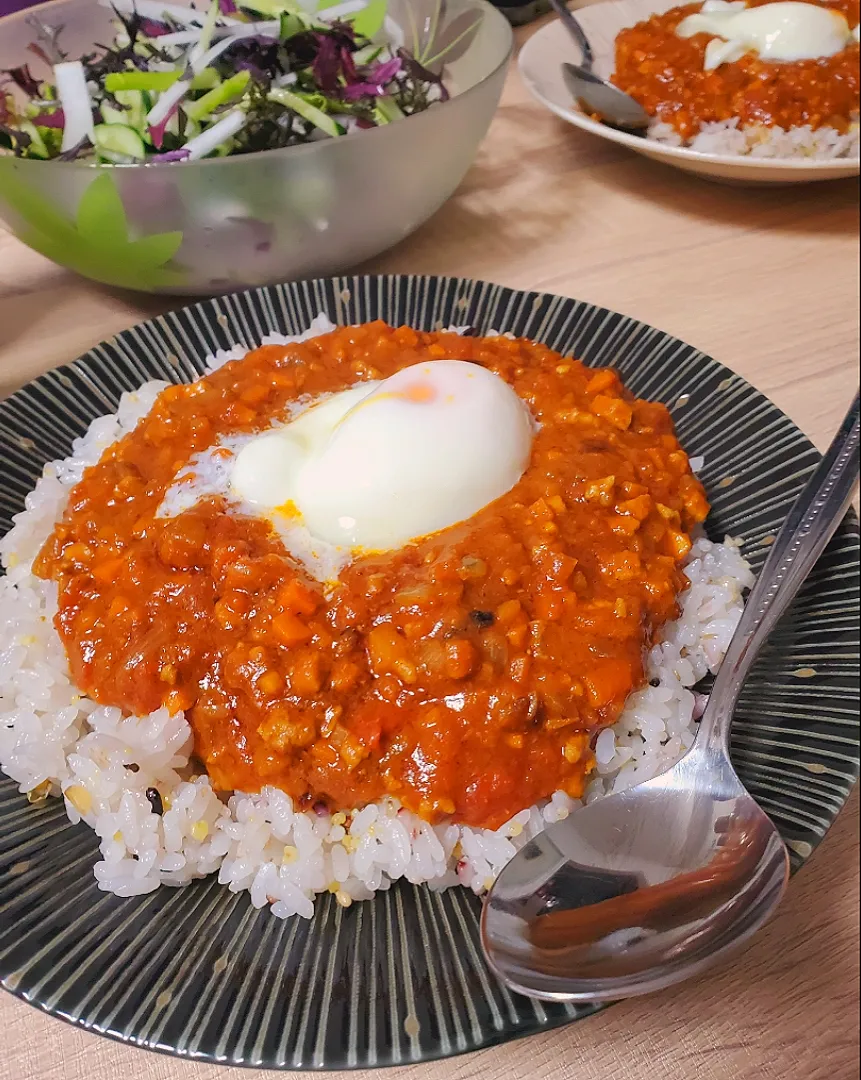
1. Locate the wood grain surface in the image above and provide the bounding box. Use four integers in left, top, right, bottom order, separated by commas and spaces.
1, 17, 859, 1080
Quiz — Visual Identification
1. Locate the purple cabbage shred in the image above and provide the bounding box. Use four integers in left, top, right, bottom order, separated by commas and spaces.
154, 148, 191, 162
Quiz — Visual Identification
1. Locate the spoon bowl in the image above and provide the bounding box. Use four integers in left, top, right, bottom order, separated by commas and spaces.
483, 393, 860, 1002
548, 0, 650, 132
562, 62, 650, 133
482, 745, 789, 1000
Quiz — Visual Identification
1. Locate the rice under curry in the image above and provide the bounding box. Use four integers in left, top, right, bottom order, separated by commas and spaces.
0, 319, 753, 913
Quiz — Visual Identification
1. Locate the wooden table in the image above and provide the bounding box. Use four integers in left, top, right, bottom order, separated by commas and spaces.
1, 20, 859, 1080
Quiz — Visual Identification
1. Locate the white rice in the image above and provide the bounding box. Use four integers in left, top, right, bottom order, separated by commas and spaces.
648, 117, 860, 159
0, 319, 754, 917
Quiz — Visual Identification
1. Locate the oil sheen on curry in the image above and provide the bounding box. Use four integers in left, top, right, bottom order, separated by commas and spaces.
613, 0, 860, 141
35, 324, 709, 831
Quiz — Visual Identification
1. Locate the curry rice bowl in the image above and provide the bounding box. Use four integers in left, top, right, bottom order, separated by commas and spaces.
0, 318, 754, 919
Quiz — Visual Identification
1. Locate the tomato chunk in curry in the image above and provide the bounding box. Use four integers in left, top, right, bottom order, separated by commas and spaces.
612, 0, 860, 142
35, 324, 709, 831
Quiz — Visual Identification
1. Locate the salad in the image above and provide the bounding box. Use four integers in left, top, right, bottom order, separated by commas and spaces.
0, 0, 475, 163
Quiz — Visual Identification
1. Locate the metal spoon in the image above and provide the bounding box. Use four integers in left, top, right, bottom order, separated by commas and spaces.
547, 0, 651, 133
482, 393, 860, 1002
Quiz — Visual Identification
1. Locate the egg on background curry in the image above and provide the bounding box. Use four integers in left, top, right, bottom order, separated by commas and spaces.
610, 0, 861, 152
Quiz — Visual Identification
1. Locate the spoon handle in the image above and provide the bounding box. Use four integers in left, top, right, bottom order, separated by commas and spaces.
698, 393, 860, 754
548, 0, 594, 69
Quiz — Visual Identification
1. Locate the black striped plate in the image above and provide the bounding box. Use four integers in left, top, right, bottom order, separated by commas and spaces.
1, 276, 858, 1069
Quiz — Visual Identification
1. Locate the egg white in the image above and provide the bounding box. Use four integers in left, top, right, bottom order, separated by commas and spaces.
677, 0, 857, 68
158, 362, 536, 584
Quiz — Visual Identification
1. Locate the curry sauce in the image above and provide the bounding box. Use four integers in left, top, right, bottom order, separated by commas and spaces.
36, 325, 709, 830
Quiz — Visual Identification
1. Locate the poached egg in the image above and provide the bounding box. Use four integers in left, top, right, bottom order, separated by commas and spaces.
676, 0, 858, 70
229, 360, 535, 555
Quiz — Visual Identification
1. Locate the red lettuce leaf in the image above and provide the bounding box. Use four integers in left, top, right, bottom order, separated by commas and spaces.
341, 56, 402, 100
312, 34, 342, 94
24, 15, 67, 65
340, 45, 358, 82
33, 108, 65, 129
57, 136, 92, 161
397, 48, 449, 102
422, 11, 481, 70
27, 43, 55, 67
149, 102, 181, 149
0, 123, 31, 156
1, 64, 41, 99
139, 18, 174, 37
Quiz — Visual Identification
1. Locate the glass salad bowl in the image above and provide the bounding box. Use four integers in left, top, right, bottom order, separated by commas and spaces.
0, 0, 511, 294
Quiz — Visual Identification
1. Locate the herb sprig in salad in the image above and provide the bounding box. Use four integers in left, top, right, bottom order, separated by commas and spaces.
0, 0, 477, 163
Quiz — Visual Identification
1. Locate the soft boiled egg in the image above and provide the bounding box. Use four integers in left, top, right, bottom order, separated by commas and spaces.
230, 360, 535, 554
676, 0, 857, 70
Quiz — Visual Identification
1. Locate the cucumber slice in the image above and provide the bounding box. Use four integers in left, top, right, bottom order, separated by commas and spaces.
119, 90, 147, 131
101, 90, 147, 132
373, 95, 404, 125
190, 68, 221, 92
18, 121, 51, 160
93, 123, 147, 160
267, 88, 344, 138
279, 11, 305, 38
100, 102, 125, 127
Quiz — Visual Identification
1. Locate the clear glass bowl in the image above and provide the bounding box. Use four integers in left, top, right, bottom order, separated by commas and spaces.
0, 0, 512, 294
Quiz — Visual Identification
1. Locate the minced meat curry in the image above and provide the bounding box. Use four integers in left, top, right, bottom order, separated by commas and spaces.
36, 324, 709, 830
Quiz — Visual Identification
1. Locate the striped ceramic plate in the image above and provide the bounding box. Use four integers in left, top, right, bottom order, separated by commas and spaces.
1, 276, 858, 1069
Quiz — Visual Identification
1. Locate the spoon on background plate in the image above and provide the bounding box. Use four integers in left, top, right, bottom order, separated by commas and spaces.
547, 0, 650, 133
482, 392, 860, 1002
